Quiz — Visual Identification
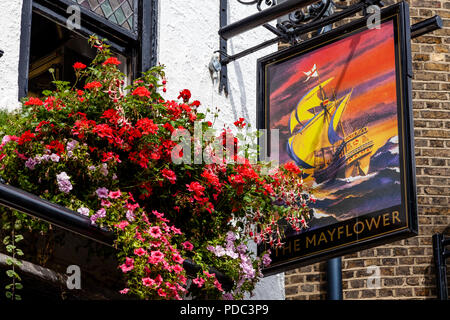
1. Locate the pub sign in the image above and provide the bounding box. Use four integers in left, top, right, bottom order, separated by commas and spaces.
257, 3, 418, 275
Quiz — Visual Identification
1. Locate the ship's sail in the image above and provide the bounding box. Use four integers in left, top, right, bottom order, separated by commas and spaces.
328, 89, 352, 144
287, 78, 352, 170
289, 77, 334, 135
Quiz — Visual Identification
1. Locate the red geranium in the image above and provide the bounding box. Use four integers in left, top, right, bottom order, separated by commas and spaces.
73, 62, 87, 70
177, 89, 191, 102
84, 81, 102, 90
161, 168, 177, 184
234, 117, 246, 128
103, 57, 121, 66
136, 118, 158, 135
24, 97, 43, 106
132, 86, 151, 98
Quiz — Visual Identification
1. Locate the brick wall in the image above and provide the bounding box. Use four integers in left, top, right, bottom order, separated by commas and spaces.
285, 0, 450, 300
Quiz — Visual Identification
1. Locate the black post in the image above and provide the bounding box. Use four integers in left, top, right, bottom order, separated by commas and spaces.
219, 0, 318, 40
327, 257, 343, 300
433, 233, 448, 300
219, 0, 229, 95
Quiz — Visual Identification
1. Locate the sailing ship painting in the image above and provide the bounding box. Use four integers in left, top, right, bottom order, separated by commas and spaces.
287, 69, 374, 184
266, 20, 403, 228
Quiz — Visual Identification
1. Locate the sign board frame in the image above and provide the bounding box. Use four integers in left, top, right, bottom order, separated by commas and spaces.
256, 2, 418, 276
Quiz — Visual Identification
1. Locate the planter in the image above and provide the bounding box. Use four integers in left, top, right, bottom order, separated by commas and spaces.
0, 182, 234, 296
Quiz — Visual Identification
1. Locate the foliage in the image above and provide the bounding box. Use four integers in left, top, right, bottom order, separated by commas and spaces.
0, 36, 314, 300
2, 212, 24, 301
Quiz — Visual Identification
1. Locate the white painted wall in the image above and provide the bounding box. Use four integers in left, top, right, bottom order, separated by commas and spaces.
0, 0, 285, 299
0, 0, 24, 111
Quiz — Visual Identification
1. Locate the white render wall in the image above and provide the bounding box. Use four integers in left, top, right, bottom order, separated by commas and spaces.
0, 0, 24, 111
0, 0, 284, 299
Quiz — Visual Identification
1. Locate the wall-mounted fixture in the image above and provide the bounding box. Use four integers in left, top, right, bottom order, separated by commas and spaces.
217, 0, 442, 95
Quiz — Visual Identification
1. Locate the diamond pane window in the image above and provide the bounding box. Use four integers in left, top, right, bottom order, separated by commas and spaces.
71, 0, 137, 32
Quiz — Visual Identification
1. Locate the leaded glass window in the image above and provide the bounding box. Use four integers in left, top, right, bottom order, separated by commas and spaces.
71, 0, 137, 32
19, 0, 158, 99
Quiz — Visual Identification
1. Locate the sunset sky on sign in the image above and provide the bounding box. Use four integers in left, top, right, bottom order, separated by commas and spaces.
267, 20, 399, 164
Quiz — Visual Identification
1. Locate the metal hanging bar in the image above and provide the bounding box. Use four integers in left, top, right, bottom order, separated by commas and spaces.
411, 15, 442, 38
220, 15, 443, 66
0, 182, 114, 246
219, 0, 319, 40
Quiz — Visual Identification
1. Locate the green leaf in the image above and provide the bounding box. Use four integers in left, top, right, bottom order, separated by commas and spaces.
5, 257, 13, 265
6, 244, 15, 253
6, 270, 21, 280
14, 294, 21, 301
3, 236, 10, 245
15, 283, 23, 290
15, 234, 24, 242
5, 291, 12, 299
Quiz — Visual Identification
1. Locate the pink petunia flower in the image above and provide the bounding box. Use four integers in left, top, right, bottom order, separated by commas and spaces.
134, 248, 147, 256
172, 254, 184, 264
149, 226, 162, 238
182, 241, 194, 251
172, 264, 183, 274
109, 190, 122, 199
142, 277, 155, 287
115, 220, 129, 230
148, 250, 164, 264
192, 277, 205, 288
157, 288, 167, 297
119, 288, 129, 294
119, 257, 134, 273
214, 279, 224, 292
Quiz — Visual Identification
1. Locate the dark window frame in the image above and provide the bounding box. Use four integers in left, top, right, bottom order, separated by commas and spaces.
18, 0, 158, 99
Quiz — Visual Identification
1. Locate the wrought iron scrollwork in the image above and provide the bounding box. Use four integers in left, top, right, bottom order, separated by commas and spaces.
236, 0, 349, 42
280, 0, 337, 39
237, 0, 277, 11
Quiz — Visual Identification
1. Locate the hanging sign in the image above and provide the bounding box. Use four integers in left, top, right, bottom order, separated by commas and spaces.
257, 2, 418, 275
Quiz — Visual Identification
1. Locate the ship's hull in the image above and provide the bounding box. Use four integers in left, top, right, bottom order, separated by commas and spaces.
313, 128, 374, 183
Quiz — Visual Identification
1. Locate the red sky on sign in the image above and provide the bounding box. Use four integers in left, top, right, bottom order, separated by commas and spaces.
269, 20, 397, 128
267, 20, 398, 164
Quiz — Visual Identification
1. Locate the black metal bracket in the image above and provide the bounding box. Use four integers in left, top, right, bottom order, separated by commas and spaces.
219, 0, 229, 95
218, 0, 442, 94
0, 50, 3, 58
433, 233, 450, 300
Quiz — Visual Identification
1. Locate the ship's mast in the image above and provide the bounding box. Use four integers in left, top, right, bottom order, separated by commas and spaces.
315, 67, 331, 121
332, 87, 347, 139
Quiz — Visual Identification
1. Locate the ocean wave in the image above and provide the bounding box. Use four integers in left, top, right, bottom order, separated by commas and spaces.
389, 136, 399, 144
336, 171, 378, 184
389, 146, 399, 155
